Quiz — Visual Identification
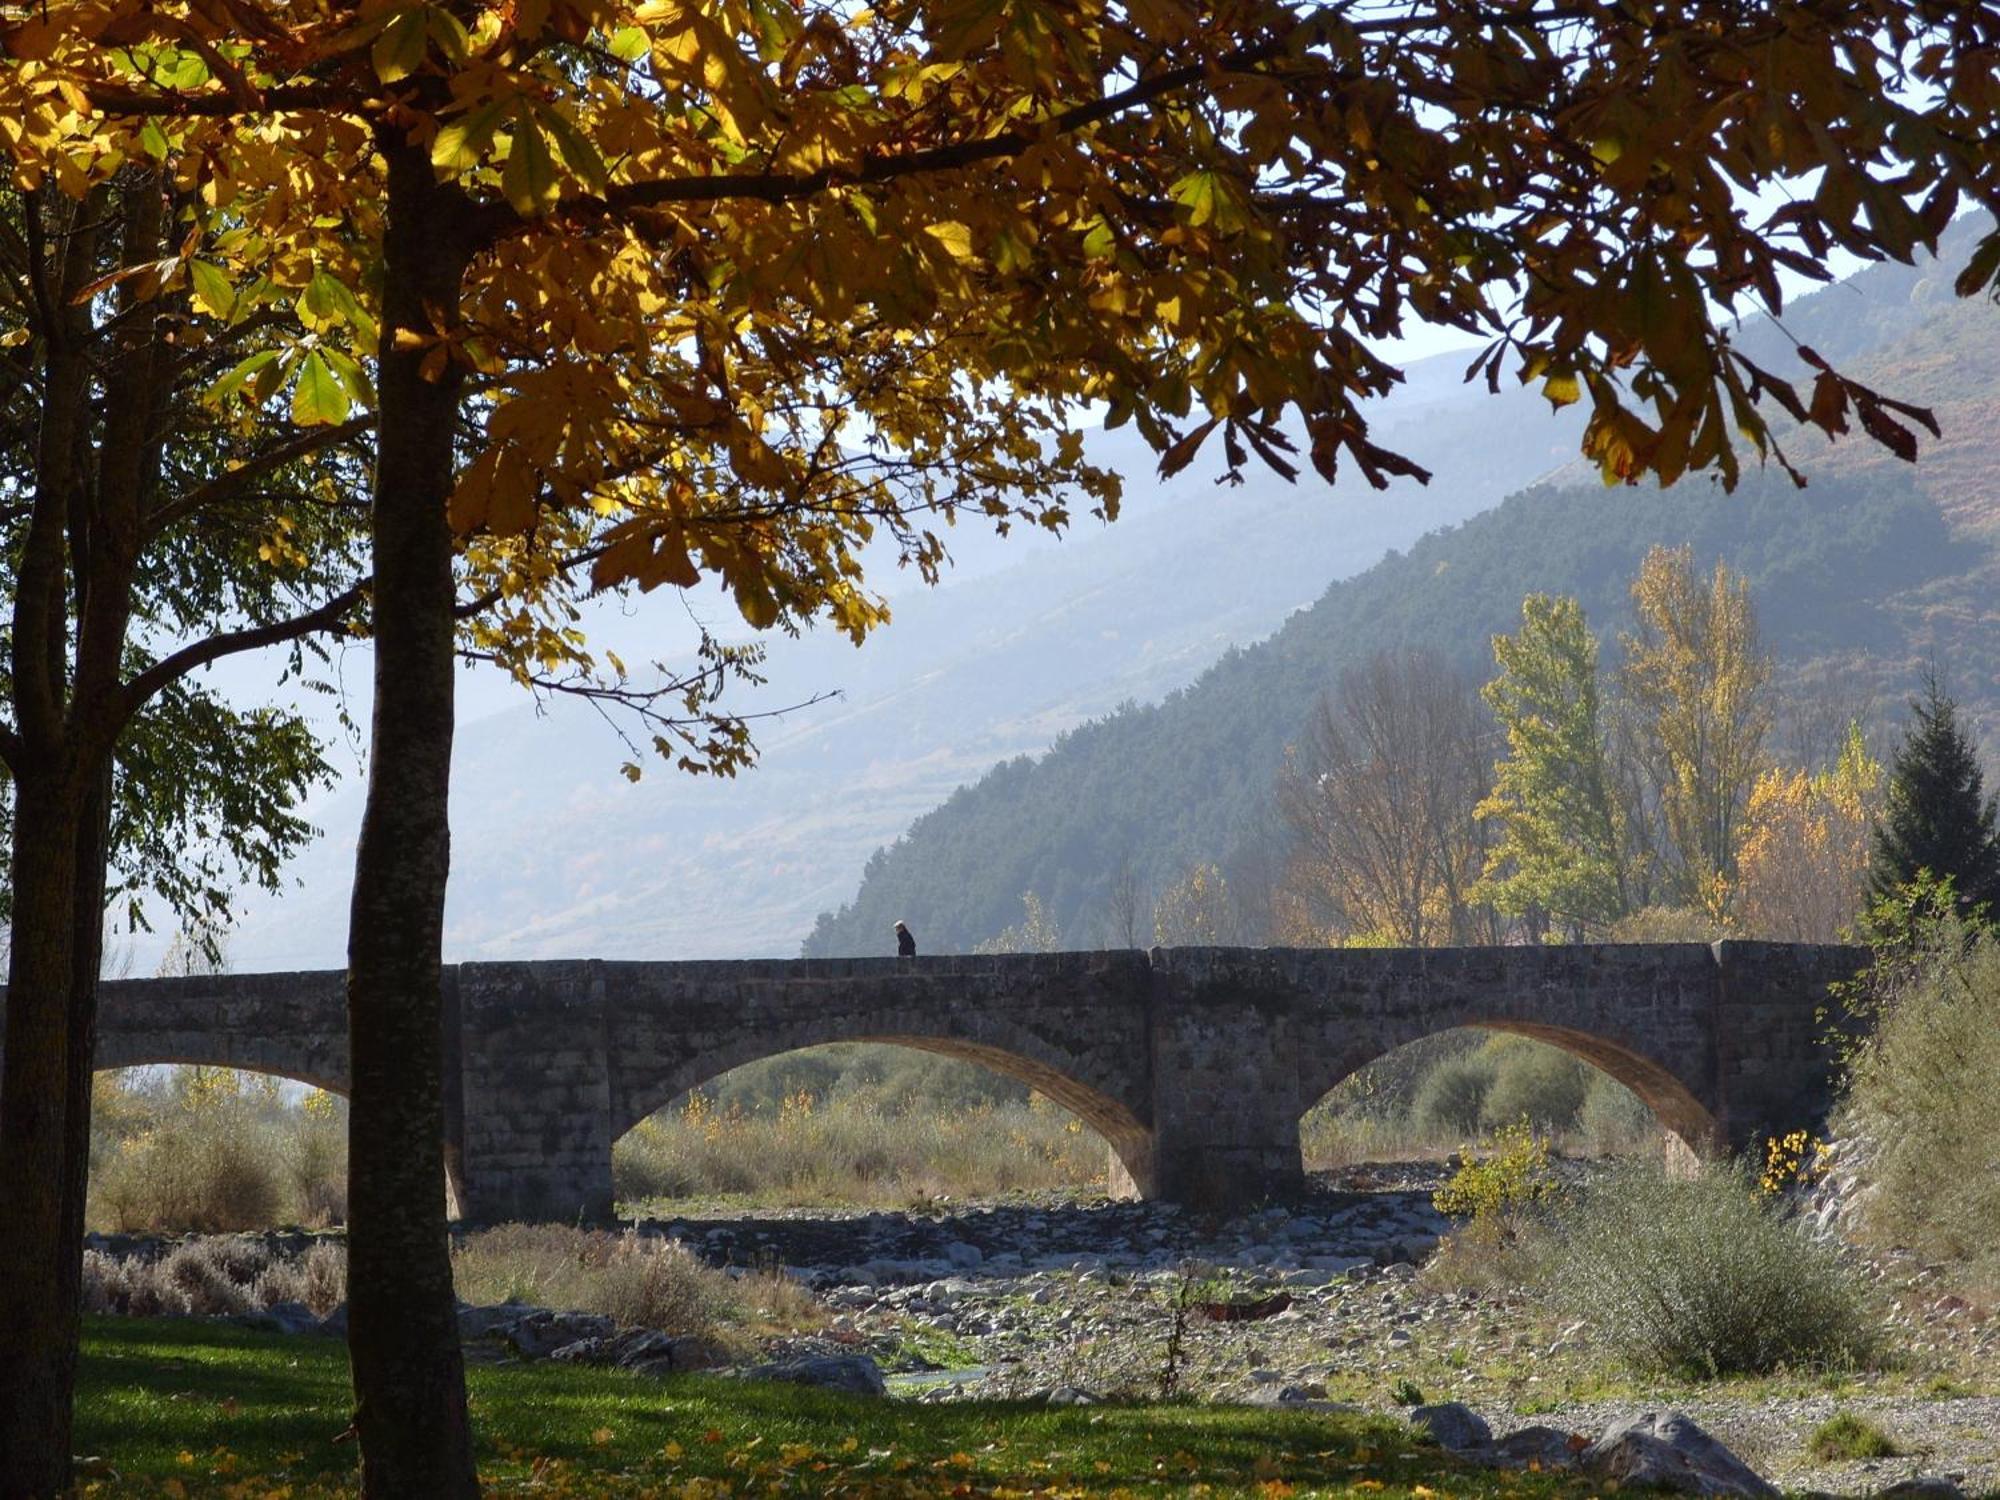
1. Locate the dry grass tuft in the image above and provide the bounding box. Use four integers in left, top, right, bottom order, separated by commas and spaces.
452, 1225, 821, 1351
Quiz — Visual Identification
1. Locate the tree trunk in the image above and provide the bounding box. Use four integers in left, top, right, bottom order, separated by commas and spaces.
59, 763, 114, 1322
344, 142, 480, 1497
0, 186, 102, 1500
0, 766, 86, 1499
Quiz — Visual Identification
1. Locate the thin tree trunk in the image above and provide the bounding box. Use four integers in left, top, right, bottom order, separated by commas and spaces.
344, 141, 480, 1498
0, 185, 102, 1500
58, 762, 114, 1330
0, 769, 86, 1499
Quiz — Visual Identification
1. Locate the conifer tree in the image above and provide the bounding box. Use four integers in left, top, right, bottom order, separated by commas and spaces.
1870, 675, 2000, 919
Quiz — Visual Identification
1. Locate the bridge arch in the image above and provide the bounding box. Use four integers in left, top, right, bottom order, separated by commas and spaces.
611, 1031, 1155, 1198
1297, 1020, 1718, 1156
93, 1038, 349, 1098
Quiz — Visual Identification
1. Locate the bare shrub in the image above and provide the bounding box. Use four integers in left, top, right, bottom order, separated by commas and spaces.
94, 1119, 286, 1232
613, 1087, 1101, 1208
285, 1093, 349, 1227
451, 1226, 819, 1350
1577, 1072, 1656, 1155
157, 1240, 262, 1316
88, 1070, 346, 1232
253, 1241, 348, 1316
79, 1251, 134, 1315
1423, 1120, 1565, 1294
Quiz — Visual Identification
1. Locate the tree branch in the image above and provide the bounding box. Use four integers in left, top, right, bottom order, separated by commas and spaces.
144, 415, 375, 536
117, 581, 366, 724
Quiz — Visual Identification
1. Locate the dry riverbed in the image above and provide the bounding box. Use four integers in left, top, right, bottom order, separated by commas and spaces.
638, 1168, 2000, 1495
86, 1168, 2000, 1496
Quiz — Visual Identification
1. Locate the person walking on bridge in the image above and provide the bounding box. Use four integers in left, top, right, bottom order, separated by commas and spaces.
895, 920, 917, 958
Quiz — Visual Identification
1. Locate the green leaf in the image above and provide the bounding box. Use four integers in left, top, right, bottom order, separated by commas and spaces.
607, 25, 649, 62
290, 350, 350, 425
138, 120, 170, 161
535, 103, 609, 192
426, 6, 471, 63
1168, 169, 1251, 233
207, 348, 278, 405
297, 268, 378, 346
502, 114, 561, 217
432, 99, 508, 174
371, 8, 427, 82
187, 259, 235, 320
321, 347, 376, 409
253, 349, 295, 405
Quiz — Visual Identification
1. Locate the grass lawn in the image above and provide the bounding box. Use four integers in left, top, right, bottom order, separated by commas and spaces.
74, 1317, 1597, 1497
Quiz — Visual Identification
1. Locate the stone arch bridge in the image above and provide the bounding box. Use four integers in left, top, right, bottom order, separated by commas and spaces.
39, 942, 1860, 1220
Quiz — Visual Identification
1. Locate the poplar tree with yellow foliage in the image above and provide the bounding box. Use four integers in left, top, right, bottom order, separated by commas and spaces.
1619, 545, 1774, 919
1735, 723, 1883, 942
6, 0, 2000, 1492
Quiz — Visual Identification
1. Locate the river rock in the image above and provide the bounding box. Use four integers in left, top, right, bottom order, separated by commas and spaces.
1874, 1481, 1966, 1500
234, 1300, 321, 1337
747, 1354, 887, 1396
1581, 1412, 1778, 1499
1409, 1403, 1492, 1452
501, 1309, 617, 1360
1483, 1426, 1585, 1470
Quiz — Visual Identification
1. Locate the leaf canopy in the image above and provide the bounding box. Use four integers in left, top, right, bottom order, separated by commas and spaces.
4, 0, 1996, 661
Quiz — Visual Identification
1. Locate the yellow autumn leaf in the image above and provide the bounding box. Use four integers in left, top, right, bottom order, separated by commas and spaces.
922, 221, 977, 260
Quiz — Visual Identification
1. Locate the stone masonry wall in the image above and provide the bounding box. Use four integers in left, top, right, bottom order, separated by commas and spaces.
1, 941, 1869, 1218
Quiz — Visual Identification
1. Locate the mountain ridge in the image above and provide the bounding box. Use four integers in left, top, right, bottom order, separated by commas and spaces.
803, 224, 2000, 958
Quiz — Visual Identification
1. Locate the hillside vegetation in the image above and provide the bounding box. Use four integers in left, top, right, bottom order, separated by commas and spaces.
806, 464, 1978, 954
807, 220, 2000, 958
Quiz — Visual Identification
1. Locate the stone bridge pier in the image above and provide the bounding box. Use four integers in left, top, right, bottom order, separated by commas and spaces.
7, 940, 1865, 1222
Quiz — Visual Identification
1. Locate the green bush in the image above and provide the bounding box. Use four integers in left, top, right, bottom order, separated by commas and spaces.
1478, 1039, 1591, 1133
1839, 923, 2000, 1294
1577, 1072, 1657, 1154
1410, 1053, 1497, 1137
1606, 906, 1726, 943
1542, 1162, 1879, 1377
1807, 1412, 1898, 1460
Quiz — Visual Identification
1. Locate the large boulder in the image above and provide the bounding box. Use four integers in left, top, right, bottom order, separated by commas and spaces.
1409, 1403, 1493, 1453
498, 1309, 617, 1360
232, 1300, 323, 1337
1581, 1413, 1778, 1499
456, 1300, 536, 1342
745, 1354, 887, 1397
1874, 1481, 1966, 1500
1484, 1426, 1585, 1471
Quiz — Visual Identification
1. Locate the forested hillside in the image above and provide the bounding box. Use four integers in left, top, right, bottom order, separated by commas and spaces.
805, 229, 2000, 957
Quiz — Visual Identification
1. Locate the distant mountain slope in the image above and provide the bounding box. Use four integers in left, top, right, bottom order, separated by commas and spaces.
804, 233, 2000, 958
222, 329, 1581, 969
803, 466, 1979, 956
